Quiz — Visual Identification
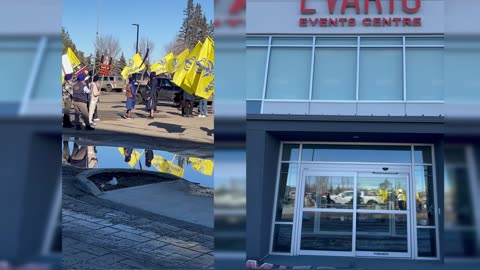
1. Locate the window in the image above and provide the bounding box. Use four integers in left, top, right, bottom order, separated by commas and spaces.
32, 38, 61, 99
246, 47, 267, 99
406, 48, 443, 100
247, 36, 444, 103
312, 48, 356, 100
0, 38, 37, 101
265, 47, 311, 99
359, 48, 403, 100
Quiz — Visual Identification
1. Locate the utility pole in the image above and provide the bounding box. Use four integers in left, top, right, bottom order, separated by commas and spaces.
132, 24, 140, 54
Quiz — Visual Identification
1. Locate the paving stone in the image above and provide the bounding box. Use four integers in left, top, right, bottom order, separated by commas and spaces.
87, 253, 130, 267
71, 219, 106, 230
140, 231, 163, 239
155, 244, 203, 259
111, 224, 148, 235
71, 242, 111, 256
111, 230, 150, 243
63, 251, 98, 267
191, 254, 214, 268
119, 258, 147, 269
63, 194, 213, 270
188, 243, 214, 253
164, 237, 200, 249
130, 239, 168, 254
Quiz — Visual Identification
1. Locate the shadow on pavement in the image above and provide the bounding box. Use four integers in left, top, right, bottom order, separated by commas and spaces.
148, 122, 186, 133
201, 127, 214, 136
166, 111, 183, 117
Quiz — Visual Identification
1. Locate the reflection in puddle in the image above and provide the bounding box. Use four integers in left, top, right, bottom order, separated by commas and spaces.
62, 141, 213, 188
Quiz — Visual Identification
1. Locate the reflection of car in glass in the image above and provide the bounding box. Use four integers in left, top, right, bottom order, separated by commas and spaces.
331, 191, 382, 205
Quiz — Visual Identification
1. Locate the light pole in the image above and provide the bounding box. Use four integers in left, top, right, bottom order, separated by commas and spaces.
132, 24, 139, 54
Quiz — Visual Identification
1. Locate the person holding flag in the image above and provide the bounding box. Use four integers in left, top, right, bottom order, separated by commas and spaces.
146, 72, 158, 119
123, 75, 138, 120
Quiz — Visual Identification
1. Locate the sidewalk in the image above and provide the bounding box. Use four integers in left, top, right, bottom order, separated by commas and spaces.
62, 166, 213, 270
63, 195, 213, 270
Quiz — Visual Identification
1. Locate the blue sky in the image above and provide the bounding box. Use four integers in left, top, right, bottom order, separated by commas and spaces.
63, 0, 213, 62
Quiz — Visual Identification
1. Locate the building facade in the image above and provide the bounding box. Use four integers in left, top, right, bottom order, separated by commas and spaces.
0, 0, 61, 263
247, 0, 480, 267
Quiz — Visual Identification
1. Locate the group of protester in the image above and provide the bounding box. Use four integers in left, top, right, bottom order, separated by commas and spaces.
62, 71, 210, 130
62, 72, 100, 130
122, 71, 210, 120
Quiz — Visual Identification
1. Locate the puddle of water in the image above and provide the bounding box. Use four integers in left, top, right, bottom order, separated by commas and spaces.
62, 141, 213, 188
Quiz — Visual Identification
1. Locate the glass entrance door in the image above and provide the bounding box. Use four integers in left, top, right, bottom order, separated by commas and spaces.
295, 169, 411, 258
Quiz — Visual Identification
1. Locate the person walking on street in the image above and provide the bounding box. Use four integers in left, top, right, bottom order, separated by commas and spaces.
123, 75, 137, 119
146, 72, 158, 119
62, 73, 74, 128
182, 90, 194, 118
198, 96, 207, 118
88, 75, 101, 126
72, 73, 94, 130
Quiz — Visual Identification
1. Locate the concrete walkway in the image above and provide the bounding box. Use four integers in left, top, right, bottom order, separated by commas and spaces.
63, 195, 213, 270
100, 181, 214, 228
63, 166, 213, 269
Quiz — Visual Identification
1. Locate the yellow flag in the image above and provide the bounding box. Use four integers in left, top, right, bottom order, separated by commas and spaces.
172, 41, 202, 92
117, 148, 143, 167
183, 39, 212, 89
67, 48, 80, 68
188, 157, 214, 176
150, 52, 174, 75
121, 67, 130, 80
151, 155, 184, 178
170, 48, 189, 73
121, 53, 146, 80
193, 37, 215, 99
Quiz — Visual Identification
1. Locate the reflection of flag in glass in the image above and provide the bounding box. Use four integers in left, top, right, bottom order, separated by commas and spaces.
188, 157, 214, 176
121, 53, 146, 80
151, 155, 184, 178
150, 52, 174, 75
117, 148, 142, 167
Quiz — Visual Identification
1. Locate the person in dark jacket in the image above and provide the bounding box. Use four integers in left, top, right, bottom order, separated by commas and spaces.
72, 73, 94, 130
182, 90, 195, 118
146, 72, 158, 119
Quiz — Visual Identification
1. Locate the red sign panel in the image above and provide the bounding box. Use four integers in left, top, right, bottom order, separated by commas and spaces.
99, 63, 111, 76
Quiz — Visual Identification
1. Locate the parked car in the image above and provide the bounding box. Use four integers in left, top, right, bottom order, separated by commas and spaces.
136, 75, 214, 107
98, 75, 126, 92
136, 77, 182, 105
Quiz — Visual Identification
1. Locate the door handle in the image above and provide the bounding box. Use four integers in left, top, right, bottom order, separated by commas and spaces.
372, 172, 399, 175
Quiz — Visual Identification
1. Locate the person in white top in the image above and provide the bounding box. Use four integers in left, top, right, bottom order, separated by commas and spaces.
88, 76, 101, 126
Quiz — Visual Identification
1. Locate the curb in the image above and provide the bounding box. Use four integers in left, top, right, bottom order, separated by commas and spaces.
75, 168, 179, 196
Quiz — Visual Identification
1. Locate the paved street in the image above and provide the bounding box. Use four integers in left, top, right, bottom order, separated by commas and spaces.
63, 194, 213, 270
63, 92, 214, 145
